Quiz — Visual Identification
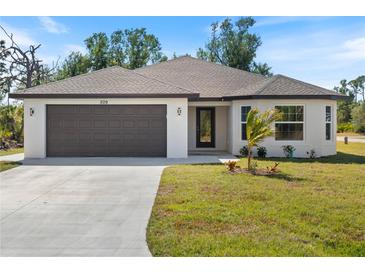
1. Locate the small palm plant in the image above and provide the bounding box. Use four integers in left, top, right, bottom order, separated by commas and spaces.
246, 108, 280, 170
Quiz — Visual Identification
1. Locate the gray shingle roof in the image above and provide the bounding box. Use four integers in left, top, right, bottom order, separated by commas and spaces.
10, 56, 345, 99
10, 66, 198, 98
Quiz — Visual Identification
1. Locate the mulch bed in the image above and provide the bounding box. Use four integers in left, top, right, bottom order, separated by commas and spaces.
228, 167, 277, 176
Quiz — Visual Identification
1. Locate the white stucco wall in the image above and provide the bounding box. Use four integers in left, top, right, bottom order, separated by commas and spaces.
23, 98, 188, 158
231, 99, 337, 158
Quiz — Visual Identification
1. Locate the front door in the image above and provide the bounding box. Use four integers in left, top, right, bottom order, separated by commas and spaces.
196, 107, 215, 148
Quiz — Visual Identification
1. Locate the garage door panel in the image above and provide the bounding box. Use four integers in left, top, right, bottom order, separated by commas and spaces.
47, 105, 167, 157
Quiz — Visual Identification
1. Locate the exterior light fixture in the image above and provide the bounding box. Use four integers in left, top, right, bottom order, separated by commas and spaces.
177, 107, 182, 116
30, 108, 34, 116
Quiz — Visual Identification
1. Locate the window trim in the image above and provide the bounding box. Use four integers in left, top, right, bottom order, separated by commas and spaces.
325, 105, 332, 141
274, 104, 305, 141
240, 105, 251, 141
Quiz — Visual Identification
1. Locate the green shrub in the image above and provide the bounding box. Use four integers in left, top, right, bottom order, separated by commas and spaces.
0, 104, 24, 148
257, 146, 267, 158
337, 122, 354, 133
239, 145, 248, 157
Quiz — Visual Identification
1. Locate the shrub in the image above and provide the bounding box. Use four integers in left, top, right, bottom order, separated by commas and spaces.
239, 145, 248, 157
282, 145, 296, 158
0, 104, 24, 148
337, 122, 354, 133
306, 149, 316, 159
266, 162, 279, 174
257, 146, 267, 158
225, 160, 238, 172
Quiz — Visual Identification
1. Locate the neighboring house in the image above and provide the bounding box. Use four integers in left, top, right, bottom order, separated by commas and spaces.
10, 56, 345, 158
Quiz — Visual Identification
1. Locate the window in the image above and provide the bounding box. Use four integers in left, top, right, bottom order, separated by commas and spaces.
241, 106, 251, 140
275, 105, 304, 140
326, 106, 332, 140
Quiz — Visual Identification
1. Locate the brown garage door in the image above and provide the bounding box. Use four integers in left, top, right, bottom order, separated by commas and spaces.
46, 105, 167, 157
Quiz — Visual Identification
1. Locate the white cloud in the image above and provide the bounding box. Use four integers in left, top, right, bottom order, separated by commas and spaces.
64, 44, 87, 54
0, 23, 37, 47
254, 16, 327, 27
38, 17, 67, 34
334, 37, 365, 60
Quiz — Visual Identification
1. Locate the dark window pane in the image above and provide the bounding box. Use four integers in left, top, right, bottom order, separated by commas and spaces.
200, 110, 212, 143
241, 106, 251, 122
275, 123, 303, 140
241, 123, 247, 140
326, 123, 331, 140
326, 106, 331, 122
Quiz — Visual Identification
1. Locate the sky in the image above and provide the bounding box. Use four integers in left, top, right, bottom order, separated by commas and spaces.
0, 16, 364, 90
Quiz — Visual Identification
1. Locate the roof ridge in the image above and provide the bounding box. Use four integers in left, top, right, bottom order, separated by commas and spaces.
136, 55, 268, 80
132, 70, 197, 94
275, 74, 343, 96
184, 56, 269, 80
254, 75, 281, 95
13, 66, 130, 94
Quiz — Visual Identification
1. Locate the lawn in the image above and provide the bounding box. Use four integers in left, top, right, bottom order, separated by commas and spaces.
0, 147, 24, 156
147, 142, 365, 256
0, 161, 21, 172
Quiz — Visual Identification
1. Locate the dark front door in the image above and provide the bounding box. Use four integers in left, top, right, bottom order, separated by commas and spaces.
196, 107, 215, 148
46, 105, 167, 157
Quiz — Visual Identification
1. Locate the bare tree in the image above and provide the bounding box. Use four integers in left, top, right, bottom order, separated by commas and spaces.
0, 25, 58, 100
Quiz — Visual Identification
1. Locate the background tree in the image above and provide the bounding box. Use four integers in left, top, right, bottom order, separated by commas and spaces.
334, 79, 355, 124
85, 32, 109, 70
56, 51, 90, 80
351, 102, 365, 133
0, 25, 57, 102
349, 75, 365, 102
117, 28, 165, 69
197, 17, 272, 76
245, 108, 280, 170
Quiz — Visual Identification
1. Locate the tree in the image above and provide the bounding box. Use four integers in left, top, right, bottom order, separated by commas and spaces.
85, 28, 165, 70
245, 108, 280, 170
351, 102, 365, 133
334, 79, 356, 124
0, 25, 57, 102
121, 28, 165, 69
85, 32, 109, 70
197, 17, 272, 76
252, 62, 273, 77
349, 76, 365, 102
56, 51, 90, 80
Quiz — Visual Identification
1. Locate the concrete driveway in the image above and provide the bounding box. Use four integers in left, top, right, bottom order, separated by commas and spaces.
0, 155, 234, 257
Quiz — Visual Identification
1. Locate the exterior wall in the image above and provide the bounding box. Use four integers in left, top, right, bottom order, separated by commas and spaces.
23, 98, 188, 158
188, 102, 231, 152
231, 99, 337, 158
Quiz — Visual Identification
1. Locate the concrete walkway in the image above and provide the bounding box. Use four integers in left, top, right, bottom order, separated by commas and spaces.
0, 155, 234, 257
0, 153, 24, 162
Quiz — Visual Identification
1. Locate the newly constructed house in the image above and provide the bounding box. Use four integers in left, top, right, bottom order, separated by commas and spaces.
10, 56, 345, 158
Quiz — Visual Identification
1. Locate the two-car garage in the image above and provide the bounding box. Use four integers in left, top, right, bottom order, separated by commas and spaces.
46, 105, 167, 157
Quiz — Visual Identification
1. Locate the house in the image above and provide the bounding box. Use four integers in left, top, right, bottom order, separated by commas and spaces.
10, 56, 345, 158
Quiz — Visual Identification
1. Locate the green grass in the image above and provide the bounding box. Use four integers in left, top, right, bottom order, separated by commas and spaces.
0, 161, 21, 172
147, 142, 365, 256
0, 147, 24, 156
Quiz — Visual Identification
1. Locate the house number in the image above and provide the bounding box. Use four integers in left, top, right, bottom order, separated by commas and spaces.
100, 100, 108, 104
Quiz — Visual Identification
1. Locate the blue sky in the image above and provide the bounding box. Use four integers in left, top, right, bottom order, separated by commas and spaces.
1, 16, 364, 90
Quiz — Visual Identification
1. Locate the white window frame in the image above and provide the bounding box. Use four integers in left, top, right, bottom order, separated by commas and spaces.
240, 105, 251, 141
274, 104, 305, 141
325, 105, 332, 141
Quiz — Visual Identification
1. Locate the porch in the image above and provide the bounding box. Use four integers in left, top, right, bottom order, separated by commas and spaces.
187, 102, 232, 155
